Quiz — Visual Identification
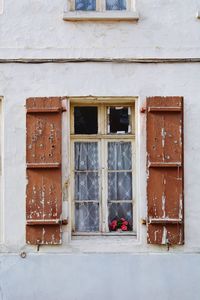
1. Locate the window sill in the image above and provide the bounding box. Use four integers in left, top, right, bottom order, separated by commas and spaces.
72, 232, 136, 236
63, 11, 139, 22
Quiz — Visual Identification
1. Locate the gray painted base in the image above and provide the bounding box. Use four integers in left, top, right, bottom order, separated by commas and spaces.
0, 254, 199, 300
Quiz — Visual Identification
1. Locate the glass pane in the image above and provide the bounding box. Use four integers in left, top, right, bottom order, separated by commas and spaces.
75, 142, 98, 171
74, 107, 98, 134
106, 0, 126, 11
108, 203, 132, 231
108, 142, 132, 170
75, 142, 99, 200
108, 172, 132, 200
75, 0, 96, 11
75, 172, 99, 200
108, 107, 130, 133
75, 203, 99, 232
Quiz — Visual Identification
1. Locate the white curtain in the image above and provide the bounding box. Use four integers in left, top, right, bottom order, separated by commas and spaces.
75, 142, 99, 232
108, 142, 132, 200
108, 142, 133, 227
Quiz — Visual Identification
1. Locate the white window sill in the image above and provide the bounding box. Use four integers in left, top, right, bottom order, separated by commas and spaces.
72, 232, 136, 236
63, 11, 139, 22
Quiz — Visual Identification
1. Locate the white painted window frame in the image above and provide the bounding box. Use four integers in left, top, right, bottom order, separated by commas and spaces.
69, 97, 137, 236
64, 0, 139, 21
0, 0, 3, 14
0, 98, 3, 243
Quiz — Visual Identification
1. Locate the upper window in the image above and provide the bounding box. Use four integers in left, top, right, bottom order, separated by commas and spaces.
64, 0, 139, 21
75, 0, 127, 11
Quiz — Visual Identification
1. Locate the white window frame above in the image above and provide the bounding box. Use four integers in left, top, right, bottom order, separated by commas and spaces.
64, 0, 139, 21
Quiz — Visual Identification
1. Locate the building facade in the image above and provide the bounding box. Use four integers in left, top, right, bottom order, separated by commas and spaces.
0, 0, 200, 299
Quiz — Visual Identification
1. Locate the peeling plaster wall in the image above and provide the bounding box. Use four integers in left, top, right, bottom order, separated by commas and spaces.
0, 0, 200, 58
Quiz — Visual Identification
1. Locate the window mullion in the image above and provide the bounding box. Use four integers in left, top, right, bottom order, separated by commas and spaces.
101, 138, 108, 233
101, 0, 106, 12
96, 0, 103, 12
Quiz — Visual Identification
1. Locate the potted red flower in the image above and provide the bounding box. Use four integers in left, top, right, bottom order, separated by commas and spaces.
109, 217, 132, 232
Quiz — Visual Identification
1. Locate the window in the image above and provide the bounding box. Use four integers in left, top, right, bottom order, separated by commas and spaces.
64, 0, 139, 21
74, 0, 127, 11
70, 100, 136, 235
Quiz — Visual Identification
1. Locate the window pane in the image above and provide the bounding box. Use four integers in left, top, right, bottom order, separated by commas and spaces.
75, 172, 99, 200
75, 142, 99, 200
108, 142, 132, 170
75, 203, 99, 232
75, 0, 96, 11
106, 0, 126, 10
75, 142, 98, 171
108, 172, 132, 200
108, 107, 130, 134
74, 107, 98, 134
108, 203, 132, 230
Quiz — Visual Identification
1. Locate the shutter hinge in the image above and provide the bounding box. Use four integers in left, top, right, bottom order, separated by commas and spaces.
140, 107, 146, 113
141, 218, 147, 225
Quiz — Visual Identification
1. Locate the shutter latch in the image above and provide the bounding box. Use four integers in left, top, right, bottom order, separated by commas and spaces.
26, 219, 68, 226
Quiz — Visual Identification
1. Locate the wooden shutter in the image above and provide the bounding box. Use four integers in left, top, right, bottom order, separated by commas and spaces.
26, 97, 64, 245
146, 97, 184, 245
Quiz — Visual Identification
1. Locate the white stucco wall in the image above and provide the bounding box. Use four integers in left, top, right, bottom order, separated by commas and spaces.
0, 62, 200, 254
0, 1, 200, 299
0, 0, 200, 59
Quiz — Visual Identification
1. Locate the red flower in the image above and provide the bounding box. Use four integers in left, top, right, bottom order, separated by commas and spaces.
121, 225, 128, 231
121, 218, 125, 222
110, 220, 117, 230
123, 221, 128, 226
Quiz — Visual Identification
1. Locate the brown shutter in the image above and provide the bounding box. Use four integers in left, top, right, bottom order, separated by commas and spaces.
26, 97, 64, 245
146, 97, 184, 245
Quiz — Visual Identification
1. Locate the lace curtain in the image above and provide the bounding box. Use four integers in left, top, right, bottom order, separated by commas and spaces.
75, 142, 99, 231
108, 142, 132, 200
74, 141, 133, 232
108, 142, 133, 226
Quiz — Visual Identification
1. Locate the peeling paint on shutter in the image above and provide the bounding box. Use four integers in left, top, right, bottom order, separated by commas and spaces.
147, 97, 184, 245
26, 97, 63, 245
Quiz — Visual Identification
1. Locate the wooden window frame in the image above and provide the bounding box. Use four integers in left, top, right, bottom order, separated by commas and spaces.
69, 97, 137, 236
